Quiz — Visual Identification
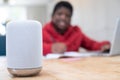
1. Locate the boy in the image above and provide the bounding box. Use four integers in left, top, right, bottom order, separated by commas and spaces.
43, 1, 110, 56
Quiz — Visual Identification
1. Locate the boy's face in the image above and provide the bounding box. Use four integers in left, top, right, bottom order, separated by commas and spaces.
52, 7, 72, 31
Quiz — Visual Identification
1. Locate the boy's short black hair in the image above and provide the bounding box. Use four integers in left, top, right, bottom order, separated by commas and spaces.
52, 1, 73, 16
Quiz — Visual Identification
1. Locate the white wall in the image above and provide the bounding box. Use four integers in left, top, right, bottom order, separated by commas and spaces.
26, 5, 47, 25
46, 0, 120, 41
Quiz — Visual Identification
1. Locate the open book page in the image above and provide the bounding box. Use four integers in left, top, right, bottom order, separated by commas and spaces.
45, 53, 63, 59
45, 51, 101, 59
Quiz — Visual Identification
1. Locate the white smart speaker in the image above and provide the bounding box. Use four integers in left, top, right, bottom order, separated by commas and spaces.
6, 20, 42, 76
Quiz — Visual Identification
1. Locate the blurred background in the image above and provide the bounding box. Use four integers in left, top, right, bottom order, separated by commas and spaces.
0, 0, 120, 55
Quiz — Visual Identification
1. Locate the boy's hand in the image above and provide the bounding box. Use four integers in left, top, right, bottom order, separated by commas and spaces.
101, 44, 111, 53
52, 43, 67, 53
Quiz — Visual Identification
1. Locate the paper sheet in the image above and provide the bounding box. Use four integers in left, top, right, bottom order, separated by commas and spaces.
45, 51, 102, 59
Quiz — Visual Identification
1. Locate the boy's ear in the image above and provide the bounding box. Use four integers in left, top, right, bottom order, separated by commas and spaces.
51, 13, 54, 18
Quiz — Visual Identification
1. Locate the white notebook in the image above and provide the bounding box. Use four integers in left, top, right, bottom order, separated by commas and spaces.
45, 51, 101, 59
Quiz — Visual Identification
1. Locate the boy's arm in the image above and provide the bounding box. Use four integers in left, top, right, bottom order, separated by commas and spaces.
81, 33, 110, 51
43, 30, 53, 56
43, 42, 52, 56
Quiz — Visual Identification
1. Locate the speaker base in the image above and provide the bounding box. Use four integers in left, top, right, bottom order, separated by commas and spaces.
8, 67, 42, 77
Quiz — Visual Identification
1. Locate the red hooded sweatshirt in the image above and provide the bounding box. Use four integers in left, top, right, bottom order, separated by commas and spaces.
43, 22, 110, 56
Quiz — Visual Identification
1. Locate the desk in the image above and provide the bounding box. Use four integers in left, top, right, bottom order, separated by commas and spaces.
0, 56, 120, 80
